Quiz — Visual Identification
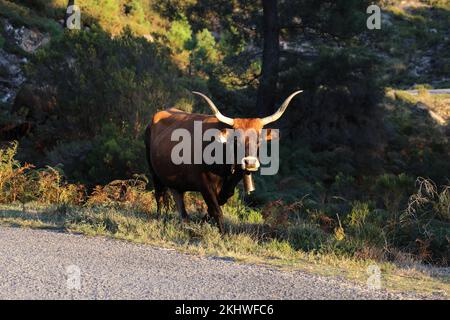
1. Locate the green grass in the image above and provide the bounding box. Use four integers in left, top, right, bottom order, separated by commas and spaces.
0, 202, 448, 297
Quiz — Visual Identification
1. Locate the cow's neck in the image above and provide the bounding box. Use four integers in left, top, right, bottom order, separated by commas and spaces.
217, 168, 244, 205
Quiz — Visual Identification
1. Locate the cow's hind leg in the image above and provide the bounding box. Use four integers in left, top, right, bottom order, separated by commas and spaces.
154, 185, 168, 218
170, 189, 189, 222
145, 125, 168, 219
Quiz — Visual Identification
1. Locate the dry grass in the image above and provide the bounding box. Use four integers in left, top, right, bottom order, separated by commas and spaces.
392, 90, 450, 124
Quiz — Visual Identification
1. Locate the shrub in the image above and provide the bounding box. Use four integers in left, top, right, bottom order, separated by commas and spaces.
224, 191, 264, 224
0, 142, 84, 205
35, 166, 84, 205
261, 199, 307, 227
400, 178, 450, 265
347, 201, 370, 229
286, 223, 327, 252
374, 173, 415, 213
84, 123, 147, 185
87, 175, 155, 215
345, 202, 386, 246
27, 27, 188, 183
0, 142, 35, 203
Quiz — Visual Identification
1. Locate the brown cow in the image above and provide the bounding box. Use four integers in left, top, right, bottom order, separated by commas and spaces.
145, 91, 302, 233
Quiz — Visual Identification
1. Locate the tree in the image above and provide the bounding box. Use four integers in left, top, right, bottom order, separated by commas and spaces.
256, 0, 280, 117
64, 0, 75, 29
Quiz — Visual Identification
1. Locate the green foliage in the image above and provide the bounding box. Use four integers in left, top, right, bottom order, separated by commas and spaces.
167, 16, 192, 53
347, 202, 370, 229
26, 26, 187, 183
0, 35, 4, 48
282, 0, 372, 38
280, 46, 382, 154
85, 124, 147, 184
218, 26, 245, 57
286, 223, 327, 252
375, 173, 415, 213
166, 17, 219, 73
127, 0, 147, 25
192, 28, 219, 66
225, 191, 264, 224
32, 26, 184, 135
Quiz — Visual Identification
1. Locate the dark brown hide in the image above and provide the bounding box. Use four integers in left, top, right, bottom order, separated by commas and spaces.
145, 108, 269, 233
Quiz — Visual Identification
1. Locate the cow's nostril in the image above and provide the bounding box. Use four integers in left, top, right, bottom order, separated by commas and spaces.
241, 157, 260, 171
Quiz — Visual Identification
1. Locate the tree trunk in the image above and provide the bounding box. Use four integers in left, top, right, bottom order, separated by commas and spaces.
64, 0, 76, 29
256, 0, 280, 117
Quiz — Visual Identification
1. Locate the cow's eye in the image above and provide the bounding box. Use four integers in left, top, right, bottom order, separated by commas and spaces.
217, 130, 228, 144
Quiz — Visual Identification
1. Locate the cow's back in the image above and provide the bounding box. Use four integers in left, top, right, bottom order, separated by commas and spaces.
146, 108, 227, 192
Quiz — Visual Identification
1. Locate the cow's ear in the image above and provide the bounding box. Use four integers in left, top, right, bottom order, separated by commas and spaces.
217, 129, 229, 144
264, 128, 279, 141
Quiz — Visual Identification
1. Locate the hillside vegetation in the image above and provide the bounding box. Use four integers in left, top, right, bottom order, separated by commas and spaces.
0, 0, 449, 295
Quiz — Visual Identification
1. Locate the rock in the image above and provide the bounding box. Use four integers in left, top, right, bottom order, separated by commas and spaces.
0, 48, 26, 103
2, 19, 50, 53
0, 19, 52, 104
17, 27, 50, 53
143, 34, 154, 42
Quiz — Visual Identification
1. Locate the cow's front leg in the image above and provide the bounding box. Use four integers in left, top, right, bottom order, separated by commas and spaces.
201, 213, 211, 223
201, 188, 225, 234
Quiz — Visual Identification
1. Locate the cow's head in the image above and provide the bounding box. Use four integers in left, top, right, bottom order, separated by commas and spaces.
193, 90, 302, 172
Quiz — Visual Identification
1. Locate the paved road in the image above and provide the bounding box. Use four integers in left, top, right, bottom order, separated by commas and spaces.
0, 226, 428, 300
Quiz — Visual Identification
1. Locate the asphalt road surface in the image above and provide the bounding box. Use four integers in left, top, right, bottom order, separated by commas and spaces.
0, 226, 428, 300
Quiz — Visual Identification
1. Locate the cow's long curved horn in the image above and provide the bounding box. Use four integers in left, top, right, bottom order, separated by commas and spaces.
192, 91, 234, 126
261, 90, 303, 125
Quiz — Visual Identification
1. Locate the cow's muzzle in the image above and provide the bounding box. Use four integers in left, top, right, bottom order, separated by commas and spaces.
241, 156, 260, 172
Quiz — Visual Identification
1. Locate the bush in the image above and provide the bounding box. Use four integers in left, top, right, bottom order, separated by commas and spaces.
281, 47, 382, 153
0, 142, 84, 205
25, 26, 189, 183
87, 175, 154, 215
84, 124, 147, 185
345, 202, 386, 246
374, 173, 415, 213
0, 142, 34, 203
400, 178, 450, 265
286, 223, 327, 252
35, 166, 84, 205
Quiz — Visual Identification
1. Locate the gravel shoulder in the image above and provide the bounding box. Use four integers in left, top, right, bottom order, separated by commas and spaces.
0, 226, 437, 300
